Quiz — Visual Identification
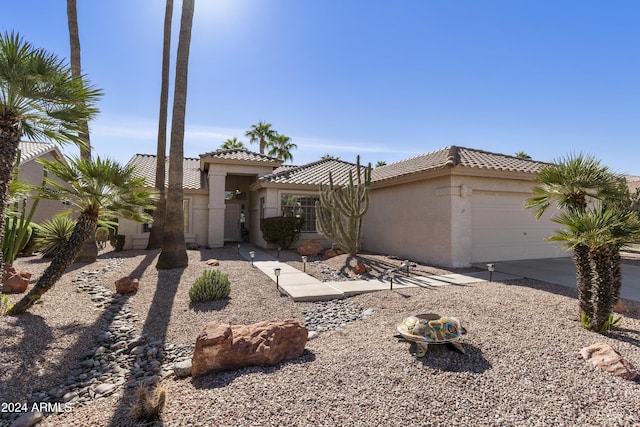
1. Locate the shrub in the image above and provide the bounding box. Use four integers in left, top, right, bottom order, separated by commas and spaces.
0, 294, 12, 316
35, 215, 76, 258
110, 234, 125, 252
131, 385, 166, 423
260, 216, 304, 249
95, 226, 110, 249
21, 225, 40, 256
189, 270, 230, 302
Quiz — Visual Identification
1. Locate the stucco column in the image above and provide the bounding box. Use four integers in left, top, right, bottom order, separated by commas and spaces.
208, 170, 227, 247
450, 184, 472, 267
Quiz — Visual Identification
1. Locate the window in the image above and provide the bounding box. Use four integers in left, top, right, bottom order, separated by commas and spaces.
281, 194, 319, 232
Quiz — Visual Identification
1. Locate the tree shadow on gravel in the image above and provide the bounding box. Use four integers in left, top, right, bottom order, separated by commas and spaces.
189, 299, 230, 313
107, 266, 184, 427
190, 349, 317, 390
607, 328, 640, 349
399, 342, 492, 373
198, 246, 245, 262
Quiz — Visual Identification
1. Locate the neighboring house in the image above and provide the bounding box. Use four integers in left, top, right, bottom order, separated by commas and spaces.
16, 141, 69, 225
121, 146, 570, 268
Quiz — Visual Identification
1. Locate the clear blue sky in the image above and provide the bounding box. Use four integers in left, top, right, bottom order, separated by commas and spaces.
2, 1, 640, 173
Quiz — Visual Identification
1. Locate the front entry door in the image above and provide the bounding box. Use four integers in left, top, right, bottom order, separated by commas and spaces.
224, 204, 242, 241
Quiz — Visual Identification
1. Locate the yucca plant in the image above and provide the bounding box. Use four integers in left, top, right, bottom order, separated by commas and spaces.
130, 385, 166, 423
189, 270, 230, 302
35, 215, 76, 258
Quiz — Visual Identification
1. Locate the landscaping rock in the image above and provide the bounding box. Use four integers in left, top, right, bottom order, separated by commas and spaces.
297, 240, 324, 256
580, 343, 637, 380
1, 264, 31, 294
324, 249, 339, 259
115, 277, 139, 294
191, 319, 308, 377
352, 263, 368, 275
205, 259, 220, 266
174, 359, 192, 378
613, 299, 629, 314
11, 411, 43, 427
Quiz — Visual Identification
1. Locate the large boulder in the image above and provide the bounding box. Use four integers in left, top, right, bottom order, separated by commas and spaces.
191, 319, 308, 377
115, 277, 139, 294
1, 264, 31, 294
580, 343, 637, 380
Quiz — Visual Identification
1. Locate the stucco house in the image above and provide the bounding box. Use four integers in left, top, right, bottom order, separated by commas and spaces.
16, 141, 69, 225
120, 146, 569, 268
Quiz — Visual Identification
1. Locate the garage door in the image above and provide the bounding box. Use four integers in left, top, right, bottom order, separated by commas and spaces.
471, 192, 565, 263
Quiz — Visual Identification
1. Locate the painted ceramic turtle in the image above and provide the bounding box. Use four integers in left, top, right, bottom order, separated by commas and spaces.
396, 313, 465, 357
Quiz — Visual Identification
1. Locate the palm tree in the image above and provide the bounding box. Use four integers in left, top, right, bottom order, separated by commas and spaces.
157, 0, 194, 269
245, 121, 276, 154
549, 207, 640, 332
375, 161, 387, 167
146, 0, 174, 250
0, 32, 101, 262
267, 133, 297, 162
220, 137, 246, 150
8, 156, 158, 315
515, 151, 531, 159
525, 153, 630, 330
321, 154, 340, 160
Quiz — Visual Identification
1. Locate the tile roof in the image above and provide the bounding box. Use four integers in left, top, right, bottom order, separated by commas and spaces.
18, 141, 59, 163
126, 154, 205, 190
200, 148, 281, 164
260, 159, 361, 186
371, 146, 545, 182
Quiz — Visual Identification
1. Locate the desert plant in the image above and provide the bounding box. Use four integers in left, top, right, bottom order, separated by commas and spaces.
260, 216, 305, 249
130, 384, 167, 423
315, 155, 372, 256
21, 225, 40, 256
0, 294, 12, 316
35, 215, 76, 258
189, 270, 230, 302
95, 226, 109, 249
110, 234, 125, 252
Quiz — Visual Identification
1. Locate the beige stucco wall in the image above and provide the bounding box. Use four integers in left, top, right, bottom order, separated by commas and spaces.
19, 152, 70, 225
362, 168, 565, 268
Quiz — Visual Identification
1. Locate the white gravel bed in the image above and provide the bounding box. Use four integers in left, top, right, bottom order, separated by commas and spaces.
1, 248, 640, 426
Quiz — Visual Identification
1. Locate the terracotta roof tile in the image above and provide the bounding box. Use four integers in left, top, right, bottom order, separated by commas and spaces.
260, 159, 361, 186
371, 146, 545, 182
200, 148, 281, 164
18, 141, 59, 163
126, 154, 204, 190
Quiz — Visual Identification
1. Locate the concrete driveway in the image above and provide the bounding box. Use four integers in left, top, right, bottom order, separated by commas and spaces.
478, 257, 640, 302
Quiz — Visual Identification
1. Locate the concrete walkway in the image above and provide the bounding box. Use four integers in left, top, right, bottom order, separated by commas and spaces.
238, 245, 520, 302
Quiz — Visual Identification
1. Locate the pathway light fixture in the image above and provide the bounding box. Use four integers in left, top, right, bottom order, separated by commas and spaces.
274, 268, 281, 290
249, 251, 255, 266
487, 264, 495, 282
301, 256, 307, 272
237, 243, 240, 253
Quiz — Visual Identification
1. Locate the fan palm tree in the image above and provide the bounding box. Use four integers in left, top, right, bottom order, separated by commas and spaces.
146, 0, 174, 250
220, 137, 246, 150
267, 133, 296, 162
526, 153, 630, 330
157, 0, 194, 269
0, 31, 101, 262
8, 156, 158, 315
245, 121, 276, 154
515, 151, 531, 160
375, 161, 387, 167
549, 207, 640, 332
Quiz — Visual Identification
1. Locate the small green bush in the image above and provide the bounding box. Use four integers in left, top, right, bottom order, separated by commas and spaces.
110, 234, 125, 251
189, 270, 230, 302
35, 214, 76, 258
260, 216, 305, 249
96, 227, 110, 249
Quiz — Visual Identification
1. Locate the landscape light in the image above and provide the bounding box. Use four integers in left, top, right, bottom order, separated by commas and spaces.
249, 251, 255, 266
487, 264, 495, 282
274, 268, 281, 290
237, 243, 240, 253
301, 256, 307, 272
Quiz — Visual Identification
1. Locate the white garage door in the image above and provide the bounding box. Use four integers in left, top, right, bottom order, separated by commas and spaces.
471, 192, 564, 263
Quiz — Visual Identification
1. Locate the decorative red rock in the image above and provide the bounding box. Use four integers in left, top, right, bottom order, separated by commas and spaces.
191, 319, 308, 377
115, 277, 139, 294
352, 263, 367, 275
613, 299, 629, 314
580, 343, 637, 380
324, 249, 338, 259
1, 264, 31, 294
297, 240, 323, 256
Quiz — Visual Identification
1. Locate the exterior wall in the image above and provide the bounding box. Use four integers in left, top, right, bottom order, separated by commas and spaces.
19, 153, 70, 225
120, 192, 207, 250
363, 176, 454, 266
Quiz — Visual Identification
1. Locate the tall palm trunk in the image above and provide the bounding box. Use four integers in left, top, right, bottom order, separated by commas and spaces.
9, 210, 99, 315
0, 114, 21, 263
157, 0, 194, 269
573, 243, 594, 319
589, 244, 616, 332
147, 0, 173, 249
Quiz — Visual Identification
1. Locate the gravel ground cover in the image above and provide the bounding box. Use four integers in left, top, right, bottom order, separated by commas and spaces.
1, 247, 639, 426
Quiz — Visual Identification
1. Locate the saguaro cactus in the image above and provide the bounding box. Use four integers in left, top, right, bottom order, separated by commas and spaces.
315, 156, 372, 255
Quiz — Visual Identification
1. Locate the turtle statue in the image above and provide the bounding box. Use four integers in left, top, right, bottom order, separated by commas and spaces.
395, 313, 466, 357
